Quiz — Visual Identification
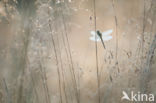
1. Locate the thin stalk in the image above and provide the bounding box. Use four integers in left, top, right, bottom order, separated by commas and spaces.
38, 62, 51, 103
140, 35, 156, 93
111, 0, 119, 72
93, 0, 100, 103
27, 62, 40, 103
48, 12, 63, 103
60, 3, 79, 103
55, 23, 69, 103
3, 78, 11, 103
141, 0, 146, 57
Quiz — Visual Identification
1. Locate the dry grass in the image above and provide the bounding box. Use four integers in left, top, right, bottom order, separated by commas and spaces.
0, 0, 156, 103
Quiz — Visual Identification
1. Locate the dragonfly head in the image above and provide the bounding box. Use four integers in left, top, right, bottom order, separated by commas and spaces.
97, 30, 100, 33
96, 30, 101, 37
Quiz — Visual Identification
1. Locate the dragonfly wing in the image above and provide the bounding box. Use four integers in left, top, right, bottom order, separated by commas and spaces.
90, 31, 96, 36
90, 37, 101, 42
102, 35, 113, 41
102, 29, 113, 36
90, 31, 101, 42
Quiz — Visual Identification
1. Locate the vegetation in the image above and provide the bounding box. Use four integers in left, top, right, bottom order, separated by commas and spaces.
0, 0, 156, 103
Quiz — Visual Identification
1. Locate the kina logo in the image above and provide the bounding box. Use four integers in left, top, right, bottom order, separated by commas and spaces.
121, 91, 154, 102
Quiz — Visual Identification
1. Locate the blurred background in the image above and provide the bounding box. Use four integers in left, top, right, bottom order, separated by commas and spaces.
0, 0, 156, 103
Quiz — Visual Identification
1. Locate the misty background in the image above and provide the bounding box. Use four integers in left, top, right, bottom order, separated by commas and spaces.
0, 0, 156, 103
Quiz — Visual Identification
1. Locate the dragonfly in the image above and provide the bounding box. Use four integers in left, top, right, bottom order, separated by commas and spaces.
90, 29, 113, 49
